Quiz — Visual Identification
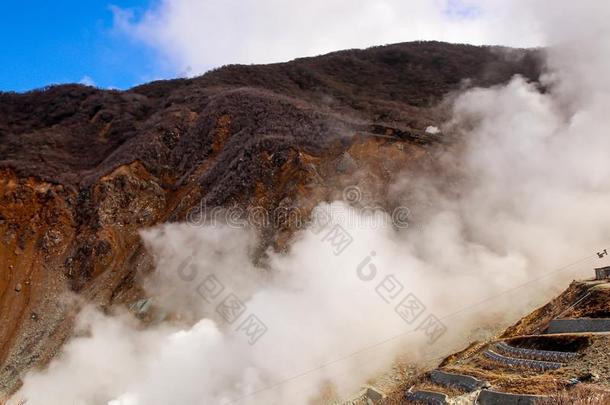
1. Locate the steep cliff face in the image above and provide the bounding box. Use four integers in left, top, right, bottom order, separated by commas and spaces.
0, 41, 542, 394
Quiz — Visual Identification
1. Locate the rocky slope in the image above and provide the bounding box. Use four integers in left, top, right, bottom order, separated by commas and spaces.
0, 41, 543, 396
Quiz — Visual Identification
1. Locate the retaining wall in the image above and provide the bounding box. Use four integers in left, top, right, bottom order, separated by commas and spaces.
494, 342, 577, 362
405, 390, 448, 405
476, 390, 544, 405
483, 350, 562, 371
429, 370, 487, 392
545, 318, 610, 334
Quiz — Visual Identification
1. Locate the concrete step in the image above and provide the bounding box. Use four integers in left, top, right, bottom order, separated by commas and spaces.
405, 389, 449, 404
483, 349, 562, 371
494, 341, 577, 363
545, 318, 610, 334
476, 389, 545, 405
428, 370, 489, 392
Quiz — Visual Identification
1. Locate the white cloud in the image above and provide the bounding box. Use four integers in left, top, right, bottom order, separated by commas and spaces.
112, 0, 544, 76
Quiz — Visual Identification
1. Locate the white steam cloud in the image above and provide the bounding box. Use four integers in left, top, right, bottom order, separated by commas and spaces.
11, 1, 610, 404
12, 211, 462, 404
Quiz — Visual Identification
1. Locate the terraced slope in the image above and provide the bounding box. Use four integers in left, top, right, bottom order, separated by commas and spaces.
400, 278, 610, 404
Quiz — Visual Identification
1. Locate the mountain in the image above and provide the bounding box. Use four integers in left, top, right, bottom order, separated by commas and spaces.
0, 41, 542, 396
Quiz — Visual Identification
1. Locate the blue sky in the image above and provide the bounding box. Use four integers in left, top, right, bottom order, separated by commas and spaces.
0, 0, 172, 92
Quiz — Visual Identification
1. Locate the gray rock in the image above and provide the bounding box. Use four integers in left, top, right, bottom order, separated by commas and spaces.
365, 386, 385, 401
336, 152, 357, 173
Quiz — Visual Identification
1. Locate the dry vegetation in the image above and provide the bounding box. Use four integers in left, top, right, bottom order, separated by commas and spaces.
535, 385, 610, 405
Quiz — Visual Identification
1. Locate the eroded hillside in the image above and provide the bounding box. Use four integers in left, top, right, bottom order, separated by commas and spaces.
0, 41, 543, 396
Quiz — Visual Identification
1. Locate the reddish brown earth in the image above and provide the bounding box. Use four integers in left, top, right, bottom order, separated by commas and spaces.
0, 41, 543, 396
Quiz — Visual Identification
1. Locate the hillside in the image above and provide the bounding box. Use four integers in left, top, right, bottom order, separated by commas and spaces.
0, 41, 544, 397
398, 274, 610, 404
